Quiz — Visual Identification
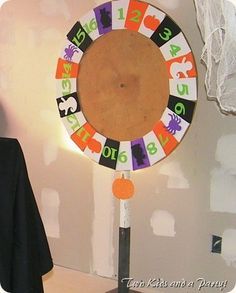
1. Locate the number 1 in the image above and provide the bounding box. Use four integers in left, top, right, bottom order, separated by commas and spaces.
118, 8, 125, 20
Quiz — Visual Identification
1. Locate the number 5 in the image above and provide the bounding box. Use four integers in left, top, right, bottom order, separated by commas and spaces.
177, 84, 189, 96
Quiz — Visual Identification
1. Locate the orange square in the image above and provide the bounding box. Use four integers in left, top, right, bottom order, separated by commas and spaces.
55, 58, 79, 79
153, 121, 178, 155
125, 0, 148, 31
166, 52, 197, 79
71, 123, 96, 151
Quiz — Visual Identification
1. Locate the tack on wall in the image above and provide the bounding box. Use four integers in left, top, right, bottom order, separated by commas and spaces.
0, 0, 236, 292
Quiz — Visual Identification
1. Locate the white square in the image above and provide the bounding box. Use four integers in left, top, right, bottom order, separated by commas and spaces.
112, 0, 129, 30
160, 108, 189, 142
116, 141, 133, 171
56, 78, 77, 97
160, 32, 191, 61
60, 40, 83, 64
169, 77, 197, 101
138, 5, 165, 38
143, 131, 166, 165
62, 112, 87, 135
84, 132, 106, 163
79, 10, 100, 41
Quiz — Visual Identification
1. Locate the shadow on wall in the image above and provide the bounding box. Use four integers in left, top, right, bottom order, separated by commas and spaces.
0, 101, 8, 136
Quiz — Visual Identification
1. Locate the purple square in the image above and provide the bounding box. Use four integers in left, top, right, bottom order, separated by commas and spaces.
94, 2, 112, 35
131, 138, 150, 170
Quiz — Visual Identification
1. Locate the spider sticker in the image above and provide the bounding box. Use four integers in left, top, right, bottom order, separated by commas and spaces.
165, 113, 182, 135
64, 44, 79, 61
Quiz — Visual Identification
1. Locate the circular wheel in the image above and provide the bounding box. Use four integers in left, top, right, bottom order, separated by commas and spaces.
55, 0, 197, 171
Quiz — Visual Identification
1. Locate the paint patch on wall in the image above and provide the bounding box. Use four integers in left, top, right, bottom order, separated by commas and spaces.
91, 164, 115, 278
150, 210, 176, 237
222, 229, 236, 268
39, 0, 70, 20
215, 135, 236, 170
210, 135, 236, 213
159, 161, 190, 189
0, 0, 9, 8
210, 169, 236, 213
43, 138, 58, 166
41, 188, 60, 238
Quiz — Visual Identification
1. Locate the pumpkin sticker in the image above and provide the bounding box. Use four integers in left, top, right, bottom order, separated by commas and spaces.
112, 175, 135, 199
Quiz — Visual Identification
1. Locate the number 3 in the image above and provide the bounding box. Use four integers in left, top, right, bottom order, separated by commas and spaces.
159, 27, 172, 41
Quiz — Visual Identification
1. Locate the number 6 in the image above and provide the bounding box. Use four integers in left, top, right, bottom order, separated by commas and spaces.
174, 102, 186, 115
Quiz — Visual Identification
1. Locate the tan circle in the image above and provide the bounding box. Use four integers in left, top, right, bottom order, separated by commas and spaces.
77, 29, 169, 141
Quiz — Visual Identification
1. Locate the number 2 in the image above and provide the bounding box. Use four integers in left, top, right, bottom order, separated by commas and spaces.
130, 9, 142, 23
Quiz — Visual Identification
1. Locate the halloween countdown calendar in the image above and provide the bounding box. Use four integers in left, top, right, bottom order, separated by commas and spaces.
55, 0, 197, 171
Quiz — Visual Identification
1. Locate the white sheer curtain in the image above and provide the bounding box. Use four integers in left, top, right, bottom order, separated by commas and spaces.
194, 0, 236, 114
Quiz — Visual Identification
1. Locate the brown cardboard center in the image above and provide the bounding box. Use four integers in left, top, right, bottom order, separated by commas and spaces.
77, 29, 169, 141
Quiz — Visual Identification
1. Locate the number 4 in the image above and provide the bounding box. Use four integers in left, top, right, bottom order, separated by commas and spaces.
170, 44, 181, 57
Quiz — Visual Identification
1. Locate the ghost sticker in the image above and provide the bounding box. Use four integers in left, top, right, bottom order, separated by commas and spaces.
170, 57, 193, 79
56, 92, 80, 117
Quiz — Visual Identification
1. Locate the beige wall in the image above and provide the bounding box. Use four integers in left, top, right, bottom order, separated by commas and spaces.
1, 0, 236, 292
